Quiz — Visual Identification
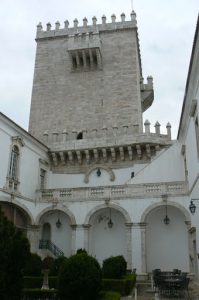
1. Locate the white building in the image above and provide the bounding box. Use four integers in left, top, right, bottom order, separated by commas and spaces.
0, 11, 199, 279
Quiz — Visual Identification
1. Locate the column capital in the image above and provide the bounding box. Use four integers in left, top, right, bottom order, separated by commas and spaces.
132, 222, 147, 228
125, 222, 133, 228
27, 224, 41, 231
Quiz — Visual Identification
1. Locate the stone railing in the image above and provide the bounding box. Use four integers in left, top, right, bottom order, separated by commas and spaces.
36, 181, 188, 202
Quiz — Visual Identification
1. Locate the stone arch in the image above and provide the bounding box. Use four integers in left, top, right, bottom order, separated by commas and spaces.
84, 165, 115, 183
85, 203, 132, 268
140, 200, 191, 223
84, 203, 131, 225
35, 205, 76, 225
141, 200, 191, 273
0, 198, 34, 225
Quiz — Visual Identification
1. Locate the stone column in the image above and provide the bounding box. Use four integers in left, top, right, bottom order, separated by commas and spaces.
83, 224, 91, 252
131, 223, 147, 275
71, 225, 77, 255
27, 225, 41, 253
140, 222, 147, 273
125, 222, 133, 270
71, 224, 86, 253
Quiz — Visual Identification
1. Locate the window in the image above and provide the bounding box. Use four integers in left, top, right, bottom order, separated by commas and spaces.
70, 48, 102, 71
8, 145, 19, 181
40, 168, 46, 189
77, 132, 83, 140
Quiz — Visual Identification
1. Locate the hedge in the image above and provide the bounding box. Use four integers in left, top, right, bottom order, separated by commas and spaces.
23, 276, 57, 289
102, 256, 127, 279
102, 274, 136, 296
100, 291, 121, 300
22, 288, 58, 299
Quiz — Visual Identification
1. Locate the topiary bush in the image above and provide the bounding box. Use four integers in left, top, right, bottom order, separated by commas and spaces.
58, 252, 102, 300
50, 256, 68, 276
102, 256, 127, 279
23, 253, 42, 276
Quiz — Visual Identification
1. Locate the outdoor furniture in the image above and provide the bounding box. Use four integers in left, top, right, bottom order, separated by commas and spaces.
152, 269, 190, 298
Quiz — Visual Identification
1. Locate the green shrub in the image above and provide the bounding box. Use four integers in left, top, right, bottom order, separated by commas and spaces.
23, 253, 42, 276
23, 276, 58, 289
50, 256, 68, 276
0, 207, 30, 300
76, 248, 88, 255
102, 256, 127, 279
100, 290, 121, 300
58, 252, 102, 300
102, 274, 136, 296
22, 288, 58, 299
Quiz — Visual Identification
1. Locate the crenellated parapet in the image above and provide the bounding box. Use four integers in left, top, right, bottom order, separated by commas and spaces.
43, 121, 171, 145
36, 11, 137, 40
45, 122, 172, 170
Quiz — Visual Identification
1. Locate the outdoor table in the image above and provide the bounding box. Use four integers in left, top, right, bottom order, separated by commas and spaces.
160, 277, 186, 297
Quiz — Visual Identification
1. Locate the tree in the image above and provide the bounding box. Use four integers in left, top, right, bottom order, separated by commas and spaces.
58, 251, 102, 300
0, 206, 30, 300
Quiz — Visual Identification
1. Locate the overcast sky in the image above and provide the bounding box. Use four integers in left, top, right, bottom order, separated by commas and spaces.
0, 0, 198, 138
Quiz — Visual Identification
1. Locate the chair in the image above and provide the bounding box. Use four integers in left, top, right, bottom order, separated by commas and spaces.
175, 277, 190, 299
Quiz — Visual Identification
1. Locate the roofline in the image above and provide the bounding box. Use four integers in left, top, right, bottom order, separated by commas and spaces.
177, 14, 199, 139
0, 112, 49, 150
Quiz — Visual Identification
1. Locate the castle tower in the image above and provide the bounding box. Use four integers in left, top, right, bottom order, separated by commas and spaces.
29, 12, 154, 145
29, 12, 171, 170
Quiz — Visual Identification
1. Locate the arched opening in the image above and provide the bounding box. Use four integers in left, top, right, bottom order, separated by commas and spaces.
0, 202, 31, 235
89, 207, 127, 265
39, 209, 72, 257
145, 205, 189, 272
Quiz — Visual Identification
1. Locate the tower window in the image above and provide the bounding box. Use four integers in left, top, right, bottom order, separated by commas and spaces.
77, 132, 83, 140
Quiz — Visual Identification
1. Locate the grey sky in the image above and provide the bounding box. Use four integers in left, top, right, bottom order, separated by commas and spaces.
0, 0, 198, 138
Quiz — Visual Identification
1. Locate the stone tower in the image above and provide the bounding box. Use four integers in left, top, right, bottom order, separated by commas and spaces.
29, 12, 154, 146
29, 11, 172, 171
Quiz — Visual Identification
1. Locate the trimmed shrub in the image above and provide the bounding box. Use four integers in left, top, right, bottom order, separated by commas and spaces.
76, 248, 88, 255
58, 252, 102, 300
50, 256, 68, 276
100, 290, 121, 300
102, 274, 136, 296
23, 253, 42, 276
102, 256, 127, 279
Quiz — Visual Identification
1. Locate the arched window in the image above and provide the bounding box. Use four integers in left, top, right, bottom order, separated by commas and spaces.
8, 145, 19, 180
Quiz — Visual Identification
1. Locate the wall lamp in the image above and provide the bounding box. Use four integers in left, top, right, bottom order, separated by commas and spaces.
163, 203, 170, 225
189, 199, 199, 214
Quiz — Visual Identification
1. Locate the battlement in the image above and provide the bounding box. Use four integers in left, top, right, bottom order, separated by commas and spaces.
42, 121, 171, 145
36, 11, 137, 40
